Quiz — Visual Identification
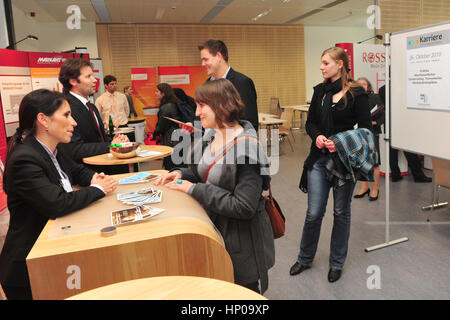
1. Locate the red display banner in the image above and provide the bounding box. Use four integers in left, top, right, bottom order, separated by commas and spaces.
0, 49, 32, 163
131, 67, 158, 132
335, 43, 355, 79
0, 48, 32, 211
157, 65, 208, 98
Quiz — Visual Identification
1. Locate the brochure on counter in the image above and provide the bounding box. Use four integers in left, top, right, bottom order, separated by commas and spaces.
111, 205, 165, 227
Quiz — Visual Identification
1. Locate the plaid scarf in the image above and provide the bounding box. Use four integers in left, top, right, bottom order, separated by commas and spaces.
326, 128, 378, 187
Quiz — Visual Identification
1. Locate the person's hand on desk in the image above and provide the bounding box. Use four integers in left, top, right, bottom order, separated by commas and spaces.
165, 179, 193, 193
153, 171, 181, 186
111, 134, 129, 144
91, 173, 118, 195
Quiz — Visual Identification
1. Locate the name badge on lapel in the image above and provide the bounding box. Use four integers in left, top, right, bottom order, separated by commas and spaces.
60, 178, 73, 193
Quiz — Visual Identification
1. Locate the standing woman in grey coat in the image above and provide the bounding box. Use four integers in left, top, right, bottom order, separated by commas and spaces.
154, 79, 275, 294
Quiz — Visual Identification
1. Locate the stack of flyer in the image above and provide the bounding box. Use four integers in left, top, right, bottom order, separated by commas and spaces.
110, 205, 164, 227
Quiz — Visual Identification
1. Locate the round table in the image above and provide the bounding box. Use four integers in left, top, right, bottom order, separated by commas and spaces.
66, 276, 267, 300
83, 144, 173, 172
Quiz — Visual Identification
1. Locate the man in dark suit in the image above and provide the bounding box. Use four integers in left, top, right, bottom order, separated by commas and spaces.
58, 59, 129, 166
198, 39, 259, 131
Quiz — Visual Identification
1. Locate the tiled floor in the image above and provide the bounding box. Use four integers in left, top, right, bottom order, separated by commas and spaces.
264, 130, 450, 300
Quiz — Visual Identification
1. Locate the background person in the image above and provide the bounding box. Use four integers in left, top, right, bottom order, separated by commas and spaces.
353, 77, 384, 201
153, 83, 183, 170
58, 58, 129, 165
173, 87, 197, 124
123, 86, 138, 118
154, 79, 274, 294
378, 85, 432, 183
291, 47, 372, 283
95, 75, 130, 129
0, 89, 117, 300
198, 39, 259, 131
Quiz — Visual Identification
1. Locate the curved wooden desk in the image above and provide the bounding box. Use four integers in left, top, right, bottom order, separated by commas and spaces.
67, 276, 266, 300
26, 170, 234, 300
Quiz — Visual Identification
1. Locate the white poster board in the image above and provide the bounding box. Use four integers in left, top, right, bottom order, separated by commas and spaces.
391, 21, 450, 161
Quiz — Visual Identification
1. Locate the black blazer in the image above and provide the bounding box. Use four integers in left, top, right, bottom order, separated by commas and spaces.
153, 102, 182, 147
216, 68, 258, 131
60, 93, 111, 162
0, 136, 104, 288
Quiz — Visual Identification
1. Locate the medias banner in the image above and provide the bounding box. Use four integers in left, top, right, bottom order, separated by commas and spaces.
130, 67, 158, 132
336, 43, 386, 93
28, 52, 90, 92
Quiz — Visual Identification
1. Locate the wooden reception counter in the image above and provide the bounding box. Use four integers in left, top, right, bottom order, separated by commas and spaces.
26, 170, 234, 300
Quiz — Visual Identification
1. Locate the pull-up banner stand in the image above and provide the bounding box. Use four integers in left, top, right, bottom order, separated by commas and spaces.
365, 32, 409, 252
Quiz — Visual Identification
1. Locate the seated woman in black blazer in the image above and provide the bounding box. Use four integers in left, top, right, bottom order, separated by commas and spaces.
0, 89, 118, 300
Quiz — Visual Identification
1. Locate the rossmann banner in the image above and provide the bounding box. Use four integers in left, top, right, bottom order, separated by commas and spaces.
336, 43, 386, 93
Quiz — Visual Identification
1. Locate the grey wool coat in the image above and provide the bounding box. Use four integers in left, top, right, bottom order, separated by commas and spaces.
177, 120, 275, 293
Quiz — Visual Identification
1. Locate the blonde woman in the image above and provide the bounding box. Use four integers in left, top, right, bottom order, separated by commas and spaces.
291, 47, 372, 283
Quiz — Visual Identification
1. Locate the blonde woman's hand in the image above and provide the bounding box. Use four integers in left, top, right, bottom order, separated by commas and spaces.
324, 139, 336, 153
153, 171, 181, 186
316, 135, 328, 149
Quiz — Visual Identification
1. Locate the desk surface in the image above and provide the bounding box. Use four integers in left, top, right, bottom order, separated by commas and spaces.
259, 117, 286, 126
26, 170, 234, 299
67, 276, 266, 300
127, 116, 146, 123
282, 105, 310, 112
115, 127, 135, 134
258, 112, 279, 119
83, 144, 172, 166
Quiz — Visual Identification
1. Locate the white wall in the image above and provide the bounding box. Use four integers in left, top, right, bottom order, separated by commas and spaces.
304, 25, 373, 101
12, 4, 99, 57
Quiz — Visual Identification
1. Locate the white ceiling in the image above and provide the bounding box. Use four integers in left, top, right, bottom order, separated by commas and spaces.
12, 0, 374, 27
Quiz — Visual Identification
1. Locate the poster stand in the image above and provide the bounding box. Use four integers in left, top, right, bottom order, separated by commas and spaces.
365, 33, 409, 252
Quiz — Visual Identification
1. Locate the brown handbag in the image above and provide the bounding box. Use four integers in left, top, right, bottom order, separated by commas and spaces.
264, 184, 286, 239
204, 136, 286, 239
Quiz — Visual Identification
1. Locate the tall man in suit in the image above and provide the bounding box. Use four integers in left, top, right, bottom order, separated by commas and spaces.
58, 58, 129, 166
198, 39, 259, 131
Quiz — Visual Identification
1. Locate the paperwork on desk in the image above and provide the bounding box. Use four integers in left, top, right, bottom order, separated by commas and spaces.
117, 187, 162, 205
119, 172, 160, 185
111, 205, 165, 227
136, 147, 163, 157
